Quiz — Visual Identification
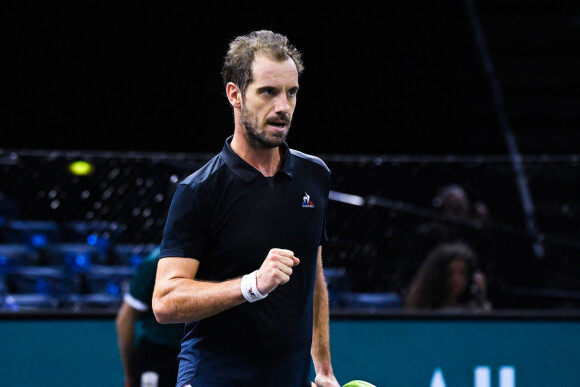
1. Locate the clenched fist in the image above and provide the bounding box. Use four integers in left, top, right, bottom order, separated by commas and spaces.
256, 248, 300, 295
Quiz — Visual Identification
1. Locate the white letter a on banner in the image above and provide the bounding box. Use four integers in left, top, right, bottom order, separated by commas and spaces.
430, 368, 447, 387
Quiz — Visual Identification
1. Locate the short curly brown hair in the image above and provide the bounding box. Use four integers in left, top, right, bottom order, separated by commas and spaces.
222, 30, 304, 96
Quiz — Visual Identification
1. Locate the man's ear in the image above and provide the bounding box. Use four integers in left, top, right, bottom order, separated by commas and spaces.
226, 82, 242, 108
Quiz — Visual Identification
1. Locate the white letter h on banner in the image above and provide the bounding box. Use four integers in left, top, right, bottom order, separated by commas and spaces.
475, 366, 516, 387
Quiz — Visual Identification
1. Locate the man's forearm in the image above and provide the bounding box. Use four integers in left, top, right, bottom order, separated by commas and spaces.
311, 251, 333, 374
116, 303, 137, 384
153, 277, 246, 324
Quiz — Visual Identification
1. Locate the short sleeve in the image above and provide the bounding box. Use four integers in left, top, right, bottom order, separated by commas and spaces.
319, 166, 331, 246
160, 183, 206, 260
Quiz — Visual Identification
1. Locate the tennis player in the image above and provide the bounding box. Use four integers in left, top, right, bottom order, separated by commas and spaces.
153, 30, 339, 387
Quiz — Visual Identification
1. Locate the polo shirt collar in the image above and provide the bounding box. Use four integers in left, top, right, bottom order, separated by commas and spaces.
221, 136, 294, 182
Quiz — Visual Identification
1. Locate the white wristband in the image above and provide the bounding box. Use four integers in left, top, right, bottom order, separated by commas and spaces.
241, 270, 268, 303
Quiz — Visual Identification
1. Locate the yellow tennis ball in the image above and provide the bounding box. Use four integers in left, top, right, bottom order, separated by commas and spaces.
69, 160, 94, 176
343, 381, 377, 387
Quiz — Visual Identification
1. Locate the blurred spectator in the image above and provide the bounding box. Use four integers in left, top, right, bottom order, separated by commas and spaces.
394, 183, 495, 296
116, 246, 184, 387
427, 183, 490, 237
404, 242, 492, 311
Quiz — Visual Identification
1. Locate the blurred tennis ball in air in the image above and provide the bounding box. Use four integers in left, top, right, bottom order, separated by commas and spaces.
69, 160, 94, 176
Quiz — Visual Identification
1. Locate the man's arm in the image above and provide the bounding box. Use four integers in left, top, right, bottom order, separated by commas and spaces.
153, 249, 300, 324
311, 247, 340, 387
116, 302, 142, 387
152, 257, 245, 324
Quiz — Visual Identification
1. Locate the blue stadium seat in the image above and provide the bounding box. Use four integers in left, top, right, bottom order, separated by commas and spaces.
8, 265, 78, 298
43, 243, 102, 270
0, 196, 20, 230
341, 292, 403, 310
2, 294, 59, 311
3, 220, 62, 248
0, 244, 39, 272
83, 264, 135, 296
61, 220, 126, 246
66, 293, 123, 310
323, 267, 351, 308
112, 243, 158, 267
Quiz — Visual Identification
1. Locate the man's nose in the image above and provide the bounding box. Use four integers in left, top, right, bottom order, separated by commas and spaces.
274, 93, 290, 114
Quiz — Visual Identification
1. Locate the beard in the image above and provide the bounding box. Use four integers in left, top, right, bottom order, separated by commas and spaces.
240, 104, 291, 149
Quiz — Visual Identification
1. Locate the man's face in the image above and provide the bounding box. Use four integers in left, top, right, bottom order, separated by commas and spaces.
240, 55, 299, 149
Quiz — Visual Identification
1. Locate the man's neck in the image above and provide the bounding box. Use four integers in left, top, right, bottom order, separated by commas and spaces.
230, 132, 283, 177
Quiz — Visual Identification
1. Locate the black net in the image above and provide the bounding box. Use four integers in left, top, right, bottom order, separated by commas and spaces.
1, 150, 579, 311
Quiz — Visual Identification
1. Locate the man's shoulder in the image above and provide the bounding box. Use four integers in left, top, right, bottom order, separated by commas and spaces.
289, 149, 330, 174
180, 153, 226, 189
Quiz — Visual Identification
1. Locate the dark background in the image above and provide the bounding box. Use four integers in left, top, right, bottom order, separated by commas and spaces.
4, 1, 579, 155
4, 1, 511, 155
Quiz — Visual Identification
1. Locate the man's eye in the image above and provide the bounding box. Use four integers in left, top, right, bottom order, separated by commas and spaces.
288, 89, 298, 97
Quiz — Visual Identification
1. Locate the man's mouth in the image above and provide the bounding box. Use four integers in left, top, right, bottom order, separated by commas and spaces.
267, 120, 288, 129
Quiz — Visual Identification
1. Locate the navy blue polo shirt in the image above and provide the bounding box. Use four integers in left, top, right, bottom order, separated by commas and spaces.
160, 136, 331, 387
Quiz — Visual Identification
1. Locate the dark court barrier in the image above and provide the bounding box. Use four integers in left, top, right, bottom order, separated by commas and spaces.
1, 311, 579, 386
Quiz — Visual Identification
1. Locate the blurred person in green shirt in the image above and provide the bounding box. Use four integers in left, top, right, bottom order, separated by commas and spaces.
116, 246, 184, 387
